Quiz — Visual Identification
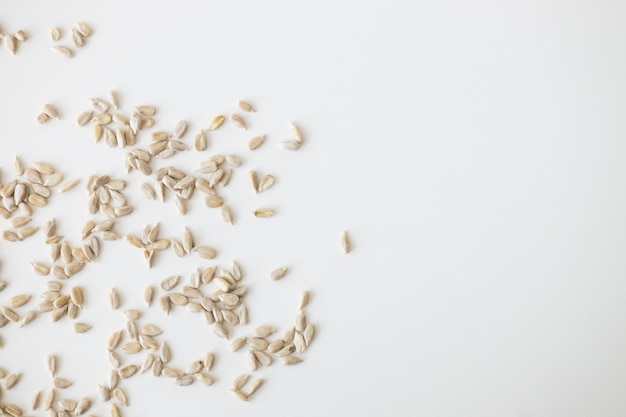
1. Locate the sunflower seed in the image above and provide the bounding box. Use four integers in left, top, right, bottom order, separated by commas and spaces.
267, 339, 284, 353
109, 288, 120, 309
230, 114, 247, 129
278, 140, 301, 150
75, 398, 91, 415
53, 378, 73, 389
232, 374, 250, 390
270, 267, 288, 281
121, 342, 142, 354
247, 134, 266, 150
43, 104, 60, 119
231, 389, 249, 401
195, 130, 208, 151
174, 120, 188, 138
253, 208, 274, 218
247, 350, 259, 371
248, 378, 264, 396
341, 230, 351, 253
208, 114, 225, 130
52, 45, 74, 58
108, 330, 124, 350
283, 356, 303, 365
4, 34, 16, 54
59, 179, 80, 192
144, 285, 154, 307
74, 322, 91, 333
32, 390, 42, 410
51, 27, 62, 41
120, 365, 139, 378
10, 294, 31, 308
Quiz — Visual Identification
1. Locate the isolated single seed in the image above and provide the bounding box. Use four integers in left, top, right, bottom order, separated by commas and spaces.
51, 27, 62, 41
299, 290, 310, 309
53, 378, 73, 389
32, 390, 42, 410
230, 114, 247, 129
283, 356, 304, 365
278, 140, 301, 150
52, 45, 74, 58
207, 114, 225, 130
43, 104, 60, 119
248, 378, 265, 396
341, 230, 351, 253
270, 267, 288, 281
74, 322, 92, 333
253, 208, 274, 218
247, 134, 266, 150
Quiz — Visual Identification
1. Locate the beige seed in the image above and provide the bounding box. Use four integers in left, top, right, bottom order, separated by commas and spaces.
161, 275, 181, 291
253, 208, 274, 218
121, 342, 142, 354
220, 205, 234, 225
278, 140, 301, 150
160, 341, 172, 363
2, 306, 20, 322
141, 323, 163, 336
283, 356, 304, 365
44, 389, 55, 410
230, 114, 247, 129
270, 267, 288, 281
182, 227, 194, 254
70, 287, 84, 308
53, 378, 73, 389
291, 122, 304, 143
32, 390, 42, 410
111, 404, 121, 417
120, 365, 139, 378
267, 339, 284, 353
58, 399, 77, 411
195, 130, 208, 151
43, 104, 60, 119
193, 246, 217, 260
141, 183, 156, 200
175, 375, 195, 386
77, 110, 94, 126
37, 112, 50, 123
296, 311, 307, 331
109, 288, 120, 309
74, 322, 92, 333
10, 294, 31, 308
239, 302, 249, 325
144, 285, 154, 307
196, 372, 215, 386
247, 349, 259, 371
294, 332, 307, 353
231, 389, 249, 401
4, 372, 21, 389
238, 100, 255, 112
258, 174, 276, 192
299, 290, 310, 310
51, 27, 62, 41
247, 134, 266, 150
247, 378, 265, 396
75, 398, 91, 415
255, 325, 277, 338
77, 21, 93, 37
47, 354, 57, 377
174, 120, 188, 138
4, 34, 16, 54
232, 374, 250, 390
108, 330, 124, 350
19, 310, 37, 327
136, 105, 157, 116
159, 295, 171, 315
18, 226, 39, 239
59, 179, 80, 193
52, 45, 74, 58
204, 352, 214, 372
208, 114, 225, 130
112, 387, 128, 406
341, 230, 351, 253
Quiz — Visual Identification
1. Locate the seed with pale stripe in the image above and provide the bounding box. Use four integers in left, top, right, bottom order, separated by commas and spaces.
53, 378, 73, 389
270, 267, 288, 281
253, 208, 274, 218
231, 114, 247, 129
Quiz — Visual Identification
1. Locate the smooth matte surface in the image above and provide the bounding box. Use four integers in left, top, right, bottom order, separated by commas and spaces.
1, 1, 626, 416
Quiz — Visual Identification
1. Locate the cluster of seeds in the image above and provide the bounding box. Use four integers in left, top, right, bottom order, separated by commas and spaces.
51, 22, 93, 58
37, 104, 61, 124
0, 369, 23, 417
0, 28, 28, 55
0, 90, 353, 413
77, 93, 156, 149
0, 158, 65, 233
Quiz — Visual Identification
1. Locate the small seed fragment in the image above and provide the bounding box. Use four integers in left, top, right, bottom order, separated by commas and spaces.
253, 208, 274, 218
341, 230, 351, 253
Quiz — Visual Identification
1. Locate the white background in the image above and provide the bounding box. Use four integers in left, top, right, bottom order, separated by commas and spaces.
1, 1, 626, 416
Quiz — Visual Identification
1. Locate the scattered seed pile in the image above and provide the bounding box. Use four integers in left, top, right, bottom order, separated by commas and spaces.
0, 87, 352, 416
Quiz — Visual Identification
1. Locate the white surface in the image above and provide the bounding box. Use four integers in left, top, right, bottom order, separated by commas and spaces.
1, 1, 626, 416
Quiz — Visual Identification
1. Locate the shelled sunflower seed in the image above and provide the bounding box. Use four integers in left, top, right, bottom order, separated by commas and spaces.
125, 223, 170, 267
